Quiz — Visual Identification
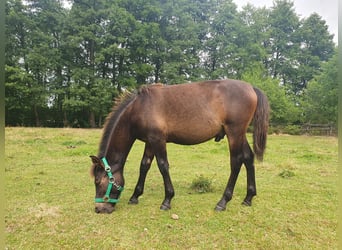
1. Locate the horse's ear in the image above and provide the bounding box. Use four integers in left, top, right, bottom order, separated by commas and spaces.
90, 155, 101, 165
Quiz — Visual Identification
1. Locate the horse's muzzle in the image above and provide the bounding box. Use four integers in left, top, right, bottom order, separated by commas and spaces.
95, 203, 116, 214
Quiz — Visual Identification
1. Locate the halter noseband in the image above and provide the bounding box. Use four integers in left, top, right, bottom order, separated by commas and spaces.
94, 157, 124, 204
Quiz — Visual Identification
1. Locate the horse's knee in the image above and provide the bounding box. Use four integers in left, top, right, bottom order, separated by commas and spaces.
141, 156, 152, 167
157, 159, 169, 174
140, 157, 152, 172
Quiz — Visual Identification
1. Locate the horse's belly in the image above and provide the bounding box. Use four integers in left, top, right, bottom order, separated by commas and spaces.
166, 124, 222, 145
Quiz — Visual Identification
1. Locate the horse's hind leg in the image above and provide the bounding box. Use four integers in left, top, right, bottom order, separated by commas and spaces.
215, 132, 257, 211
154, 143, 175, 210
215, 132, 243, 211
241, 139, 256, 206
129, 143, 154, 205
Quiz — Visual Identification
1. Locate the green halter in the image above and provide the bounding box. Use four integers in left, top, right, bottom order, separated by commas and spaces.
94, 157, 124, 204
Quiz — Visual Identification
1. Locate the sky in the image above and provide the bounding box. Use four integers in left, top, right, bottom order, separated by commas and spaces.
234, 0, 338, 44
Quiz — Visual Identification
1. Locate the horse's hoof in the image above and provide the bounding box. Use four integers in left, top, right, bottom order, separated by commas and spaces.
160, 204, 171, 210
214, 205, 226, 211
242, 200, 252, 206
128, 198, 139, 205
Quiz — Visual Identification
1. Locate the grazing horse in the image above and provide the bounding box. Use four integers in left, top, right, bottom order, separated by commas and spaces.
90, 79, 269, 214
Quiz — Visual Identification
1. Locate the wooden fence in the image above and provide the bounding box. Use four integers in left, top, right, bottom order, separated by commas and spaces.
302, 123, 337, 136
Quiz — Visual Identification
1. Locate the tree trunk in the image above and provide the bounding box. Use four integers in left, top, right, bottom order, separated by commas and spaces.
98, 115, 102, 128
63, 111, 69, 127
89, 111, 96, 128
34, 105, 41, 127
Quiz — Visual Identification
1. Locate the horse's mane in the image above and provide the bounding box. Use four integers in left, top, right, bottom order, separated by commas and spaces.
98, 90, 137, 157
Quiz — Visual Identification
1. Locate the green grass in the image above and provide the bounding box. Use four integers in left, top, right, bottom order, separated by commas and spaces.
5, 128, 338, 249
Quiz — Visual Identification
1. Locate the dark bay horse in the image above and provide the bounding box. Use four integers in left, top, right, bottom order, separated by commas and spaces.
90, 79, 269, 213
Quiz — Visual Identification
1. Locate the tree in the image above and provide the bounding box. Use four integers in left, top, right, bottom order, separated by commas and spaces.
5, 65, 34, 125
5, 0, 34, 125
294, 13, 335, 95
25, 0, 66, 126
155, 0, 208, 83
303, 49, 337, 125
237, 4, 269, 78
5, 0, 65, 126
203, 0, 240, 79
96, 2, 136, 92
267, 0, 300, 87
62, 0, 113, 127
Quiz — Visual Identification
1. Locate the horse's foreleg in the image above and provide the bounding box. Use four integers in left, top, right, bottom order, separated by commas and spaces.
129, 143, 154, 205
155, 146, 174, 210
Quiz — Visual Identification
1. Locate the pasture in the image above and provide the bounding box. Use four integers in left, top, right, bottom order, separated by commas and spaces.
5, 127, 337, 249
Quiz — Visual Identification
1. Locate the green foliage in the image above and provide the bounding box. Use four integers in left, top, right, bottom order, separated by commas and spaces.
5, 0, 336, 127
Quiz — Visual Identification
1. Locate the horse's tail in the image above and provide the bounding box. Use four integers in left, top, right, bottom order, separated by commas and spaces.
252, 87, 270, 161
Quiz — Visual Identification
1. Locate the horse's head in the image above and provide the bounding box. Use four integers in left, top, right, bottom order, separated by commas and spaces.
90, 156, 124, 214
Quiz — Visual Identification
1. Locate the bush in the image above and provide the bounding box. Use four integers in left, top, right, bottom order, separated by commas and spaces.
278, 169, 295, 178
190, 175, 214, 193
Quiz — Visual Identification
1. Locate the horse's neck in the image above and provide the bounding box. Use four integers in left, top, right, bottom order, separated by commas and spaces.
102, 113, 135, 167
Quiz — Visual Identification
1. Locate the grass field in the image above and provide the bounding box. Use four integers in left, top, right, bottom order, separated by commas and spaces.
5, 127, 338, 249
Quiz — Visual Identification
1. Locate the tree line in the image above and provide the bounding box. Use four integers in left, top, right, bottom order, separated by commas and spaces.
5, 0, 337, 128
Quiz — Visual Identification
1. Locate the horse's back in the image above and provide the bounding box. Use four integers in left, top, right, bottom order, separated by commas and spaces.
152, 79, 257, 122
140, 79, 255, 107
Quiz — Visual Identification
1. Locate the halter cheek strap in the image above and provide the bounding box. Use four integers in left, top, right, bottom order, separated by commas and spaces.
94, 157, 124, 204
